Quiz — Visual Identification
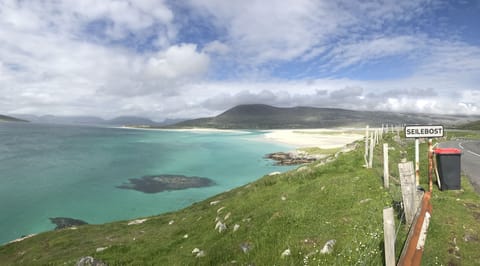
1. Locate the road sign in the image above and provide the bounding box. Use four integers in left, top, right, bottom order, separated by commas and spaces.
405, 125, 444, 138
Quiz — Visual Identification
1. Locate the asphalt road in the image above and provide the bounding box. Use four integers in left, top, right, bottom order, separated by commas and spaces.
438, 140, 480, 194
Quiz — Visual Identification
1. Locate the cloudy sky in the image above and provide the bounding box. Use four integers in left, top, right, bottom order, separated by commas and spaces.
1, 0, 480, 121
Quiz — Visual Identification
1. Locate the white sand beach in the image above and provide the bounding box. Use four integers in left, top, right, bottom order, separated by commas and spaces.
263, 129, 364, 149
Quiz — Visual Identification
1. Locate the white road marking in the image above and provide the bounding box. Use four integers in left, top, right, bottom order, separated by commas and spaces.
467, 150, 480, 158
459, 142, 480, 158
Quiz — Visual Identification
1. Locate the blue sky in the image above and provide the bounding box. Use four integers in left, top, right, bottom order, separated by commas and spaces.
0, 0, 479, 120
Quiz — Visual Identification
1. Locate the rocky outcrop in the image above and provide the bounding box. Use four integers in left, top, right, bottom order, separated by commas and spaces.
49, 217, 88, 230
117, 174, 215, 193
266, 151, 327, 165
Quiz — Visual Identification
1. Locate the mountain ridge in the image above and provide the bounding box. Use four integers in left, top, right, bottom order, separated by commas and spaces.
0, 114, 28, 123
172, 104, 478, 129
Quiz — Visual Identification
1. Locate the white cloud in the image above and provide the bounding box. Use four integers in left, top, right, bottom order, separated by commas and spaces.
1, 0, 480, 120
203, 40, 230, 55
145, 44, 209, 80
326, 35, 422, 71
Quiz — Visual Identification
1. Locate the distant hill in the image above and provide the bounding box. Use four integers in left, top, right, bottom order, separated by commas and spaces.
0, 114, 28, 123
10, 115, 171, 126
456, 120, 480, 130
106, 116, 156, 126
172, 104, 480, 129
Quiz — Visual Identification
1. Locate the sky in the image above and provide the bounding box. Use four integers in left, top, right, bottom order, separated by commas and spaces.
1, 0, 480, 121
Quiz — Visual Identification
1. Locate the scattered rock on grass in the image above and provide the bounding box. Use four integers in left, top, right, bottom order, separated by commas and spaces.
96, 247, 108, 252
210, 200, 221, 205
320, 239, 336, 254
127, 219, 148, 225
215, 221, 227, 233
76, 256, 107, 266
224, 212, 231, 220
281, 248, 291, 258
240, 242, 252, 254
233, 224, 240, 232
359, 198, 372, 204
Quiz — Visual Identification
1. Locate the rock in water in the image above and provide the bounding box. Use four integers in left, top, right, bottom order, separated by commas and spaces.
49, 217, 88, 230
116, 174, 215, 193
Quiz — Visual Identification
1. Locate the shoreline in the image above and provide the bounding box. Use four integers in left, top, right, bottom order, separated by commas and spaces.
119, 126, 249, 134
262, 128, 365, 149
121, 126, 365, 149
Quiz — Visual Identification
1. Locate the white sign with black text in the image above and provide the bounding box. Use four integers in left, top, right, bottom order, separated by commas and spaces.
405, 125, 444, 138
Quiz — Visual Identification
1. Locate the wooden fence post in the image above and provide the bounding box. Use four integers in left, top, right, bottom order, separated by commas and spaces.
368, 134, 374, 168
364, 125, 369, 167
399, 161, 417, 225
383, 143, 389, 188
383, 207, 396, 266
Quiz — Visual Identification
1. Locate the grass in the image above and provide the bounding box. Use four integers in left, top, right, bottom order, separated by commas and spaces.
0, 131, 479, 265
297, 147, 342, 155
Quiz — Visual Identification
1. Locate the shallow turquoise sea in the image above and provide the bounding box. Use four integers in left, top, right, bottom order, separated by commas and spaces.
0, 123, 293, 244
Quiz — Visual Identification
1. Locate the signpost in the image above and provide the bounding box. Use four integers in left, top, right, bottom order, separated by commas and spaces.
405, 125, 444, 139
404, 125, 444, 186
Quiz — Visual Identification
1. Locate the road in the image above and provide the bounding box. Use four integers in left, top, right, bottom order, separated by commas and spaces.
438, 140, 480, 194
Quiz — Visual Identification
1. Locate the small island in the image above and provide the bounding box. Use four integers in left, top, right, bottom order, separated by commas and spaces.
117, 174, 215, 193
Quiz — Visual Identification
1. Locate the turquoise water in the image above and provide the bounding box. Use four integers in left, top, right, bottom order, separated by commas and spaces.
0, 123, 293, 244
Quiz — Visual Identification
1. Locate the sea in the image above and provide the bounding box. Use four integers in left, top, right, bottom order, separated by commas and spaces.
0, 122, 294, 244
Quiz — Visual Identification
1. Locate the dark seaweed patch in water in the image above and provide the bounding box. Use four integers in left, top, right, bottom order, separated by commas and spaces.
117, 174, 215, 193
49, 217, 88, 230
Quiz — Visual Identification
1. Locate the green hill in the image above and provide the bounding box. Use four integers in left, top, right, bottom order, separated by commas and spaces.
0, 115, 28, 123
457, 120, 480, 130
1, 133, 479, 265
171, 104, 477, 129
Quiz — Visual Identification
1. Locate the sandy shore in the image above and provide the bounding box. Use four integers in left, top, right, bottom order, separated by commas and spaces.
263, 129, 364, 149
122, 126, 364, 149
121, 126, 247, 134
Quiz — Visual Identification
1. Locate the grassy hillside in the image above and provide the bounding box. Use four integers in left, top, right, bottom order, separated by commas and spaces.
0, 132, 479, 265
0, 114, 28, 122
457, 120, 480, 130
171, 104, 478, 129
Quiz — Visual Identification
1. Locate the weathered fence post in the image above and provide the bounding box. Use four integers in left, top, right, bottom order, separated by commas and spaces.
368, 134, 375, 168
364, 125, 369, 167
383, 143, 389, 188
399, 161, 417, 225
383, 207, 396, 266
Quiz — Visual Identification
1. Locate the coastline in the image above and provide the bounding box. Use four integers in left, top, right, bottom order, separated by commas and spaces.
122, 126, 365, 149
262, 128, 365, 149
120, 126, 249, 134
